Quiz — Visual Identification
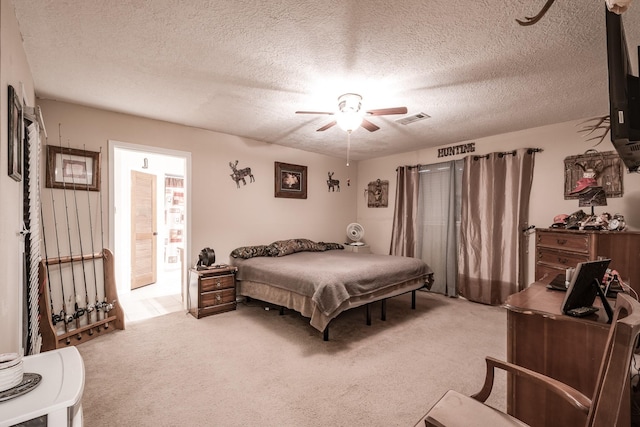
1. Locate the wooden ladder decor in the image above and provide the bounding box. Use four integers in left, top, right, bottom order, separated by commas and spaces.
38, 248, 125, 351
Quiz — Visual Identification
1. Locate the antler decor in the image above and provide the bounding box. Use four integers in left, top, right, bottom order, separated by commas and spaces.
517, 0, 633, 26
577, 115, 611, 146
516, 0, 557, 26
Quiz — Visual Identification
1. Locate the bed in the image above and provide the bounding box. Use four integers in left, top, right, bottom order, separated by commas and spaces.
229, 239, 433, 340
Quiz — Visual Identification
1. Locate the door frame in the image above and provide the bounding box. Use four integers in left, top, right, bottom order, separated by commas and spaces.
108, 140, 191, 306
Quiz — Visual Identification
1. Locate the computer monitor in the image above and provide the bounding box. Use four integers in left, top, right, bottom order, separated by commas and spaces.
562, 259, 613, 323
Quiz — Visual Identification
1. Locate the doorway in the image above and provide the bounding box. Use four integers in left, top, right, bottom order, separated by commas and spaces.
109, 140, 190, 321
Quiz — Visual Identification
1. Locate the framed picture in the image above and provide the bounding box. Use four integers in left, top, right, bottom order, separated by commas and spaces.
8, 85, 22, 182
46, 145, 101, 191
274, 161, 307, 199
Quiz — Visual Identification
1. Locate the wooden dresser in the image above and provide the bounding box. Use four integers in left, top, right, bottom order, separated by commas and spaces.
535, 228, 640, 295
188, 265, 237, 319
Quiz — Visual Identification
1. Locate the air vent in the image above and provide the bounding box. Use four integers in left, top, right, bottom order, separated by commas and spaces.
396, 112, 430, 125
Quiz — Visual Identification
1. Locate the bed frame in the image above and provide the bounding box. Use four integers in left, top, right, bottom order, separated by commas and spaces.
245, 288, 420, 341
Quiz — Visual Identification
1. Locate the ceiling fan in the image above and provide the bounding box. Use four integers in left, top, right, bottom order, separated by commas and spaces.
295, 93, 407, 133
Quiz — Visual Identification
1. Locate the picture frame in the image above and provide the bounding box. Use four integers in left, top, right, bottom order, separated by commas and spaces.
8, 85, 23, 182
46, 145, 101, 191
274, 161, 307, 199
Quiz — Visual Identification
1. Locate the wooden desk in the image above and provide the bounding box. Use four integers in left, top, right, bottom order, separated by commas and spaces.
504, 282, 630, 427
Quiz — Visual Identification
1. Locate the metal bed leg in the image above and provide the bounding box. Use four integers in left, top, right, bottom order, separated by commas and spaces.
279, 306, 285, 315
411, 290, 416, 309
366, 303, 372, 325
381, 299, 387, 321
323, 326, 329, 341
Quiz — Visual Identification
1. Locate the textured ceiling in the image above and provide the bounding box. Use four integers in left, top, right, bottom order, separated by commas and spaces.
10, 1, 640, 162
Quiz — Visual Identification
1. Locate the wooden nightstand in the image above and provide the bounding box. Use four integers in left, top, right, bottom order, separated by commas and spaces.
188, 265, 237, 318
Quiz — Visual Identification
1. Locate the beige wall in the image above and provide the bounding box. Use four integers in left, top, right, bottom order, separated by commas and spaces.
0, 0, 35, 353
37, 99, 359, 269
356, 120, 640, 285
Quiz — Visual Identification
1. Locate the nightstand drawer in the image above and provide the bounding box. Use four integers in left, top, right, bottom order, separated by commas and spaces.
201, 288, 235, 307
198, 302, 236, 317
201, 274, 235, 292
537, 231, 590, 253
537, 248, 589, 269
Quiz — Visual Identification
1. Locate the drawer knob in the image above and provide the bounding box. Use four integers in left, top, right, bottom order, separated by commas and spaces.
216, 294, 222, 302
216, 281, 222, 288
558, 257, 569, 265
556, 239, 567, 245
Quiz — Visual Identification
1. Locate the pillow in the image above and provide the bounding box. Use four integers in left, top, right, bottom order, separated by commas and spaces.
318, 242, 344, 251
230, 245, 270, 259
267, 238, 324, 257
233, 239, 344, 258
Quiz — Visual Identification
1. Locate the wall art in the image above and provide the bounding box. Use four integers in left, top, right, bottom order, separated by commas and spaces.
326, 172, 340, 192
564, 150, 623, 200
275, 161, 307, 199
229, 160, 255, 188
365, 179, 389, 208
46, 145, 101, 191
8, 85, 22, 182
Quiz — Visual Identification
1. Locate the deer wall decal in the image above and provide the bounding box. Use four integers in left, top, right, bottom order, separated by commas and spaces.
327, 172, 340, 192
229, 160, 255, 188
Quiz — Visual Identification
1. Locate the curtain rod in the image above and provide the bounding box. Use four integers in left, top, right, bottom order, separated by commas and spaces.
473, 148, 543, 160
395, 164, 422, 171
396, 148, 544, 168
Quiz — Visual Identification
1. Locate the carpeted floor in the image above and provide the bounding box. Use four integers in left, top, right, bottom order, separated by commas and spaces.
76, 291, 507, 426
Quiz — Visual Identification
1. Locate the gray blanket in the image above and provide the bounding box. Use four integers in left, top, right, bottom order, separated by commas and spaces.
231, 251, 433, 316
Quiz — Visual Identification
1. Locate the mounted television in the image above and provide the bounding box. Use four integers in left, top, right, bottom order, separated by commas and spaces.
606, 8, 640, 172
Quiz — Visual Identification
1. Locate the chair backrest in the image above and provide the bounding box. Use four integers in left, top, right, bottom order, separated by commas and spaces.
588, 292, 640, 426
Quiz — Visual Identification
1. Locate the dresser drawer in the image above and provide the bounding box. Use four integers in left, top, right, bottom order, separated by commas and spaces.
201, 288, 235, 307
537, 248, 590, 269
200, 274, 235, 292
537, 231, 590, 254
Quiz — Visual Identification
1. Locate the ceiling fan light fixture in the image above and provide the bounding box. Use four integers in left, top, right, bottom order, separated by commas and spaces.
336, 111, 364, 132
336, 93, 364, 132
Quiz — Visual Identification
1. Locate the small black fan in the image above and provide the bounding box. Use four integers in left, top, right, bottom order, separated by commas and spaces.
197, 247, 216, 268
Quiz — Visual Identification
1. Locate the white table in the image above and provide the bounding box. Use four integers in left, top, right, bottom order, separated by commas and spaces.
343, 243, 371, 253
0, 347, 84, 427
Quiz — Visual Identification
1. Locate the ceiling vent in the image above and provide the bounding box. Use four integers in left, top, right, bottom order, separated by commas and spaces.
396, 112, 431, 125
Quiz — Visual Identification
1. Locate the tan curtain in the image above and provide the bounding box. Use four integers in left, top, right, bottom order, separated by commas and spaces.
458, 148, 536, 305
389, 166, 420, 256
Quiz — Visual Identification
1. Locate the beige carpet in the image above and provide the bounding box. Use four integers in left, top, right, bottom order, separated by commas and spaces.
76, 291, 507, 426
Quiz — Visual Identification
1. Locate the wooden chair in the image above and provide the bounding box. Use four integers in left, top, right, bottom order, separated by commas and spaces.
413, 292, 640, 427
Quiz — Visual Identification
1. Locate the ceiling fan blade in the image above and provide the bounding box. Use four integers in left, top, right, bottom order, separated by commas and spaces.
366, 107, 408, 116
295, 111, 334, 115
361, 119, 380, 132
317, 121, 337, 131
